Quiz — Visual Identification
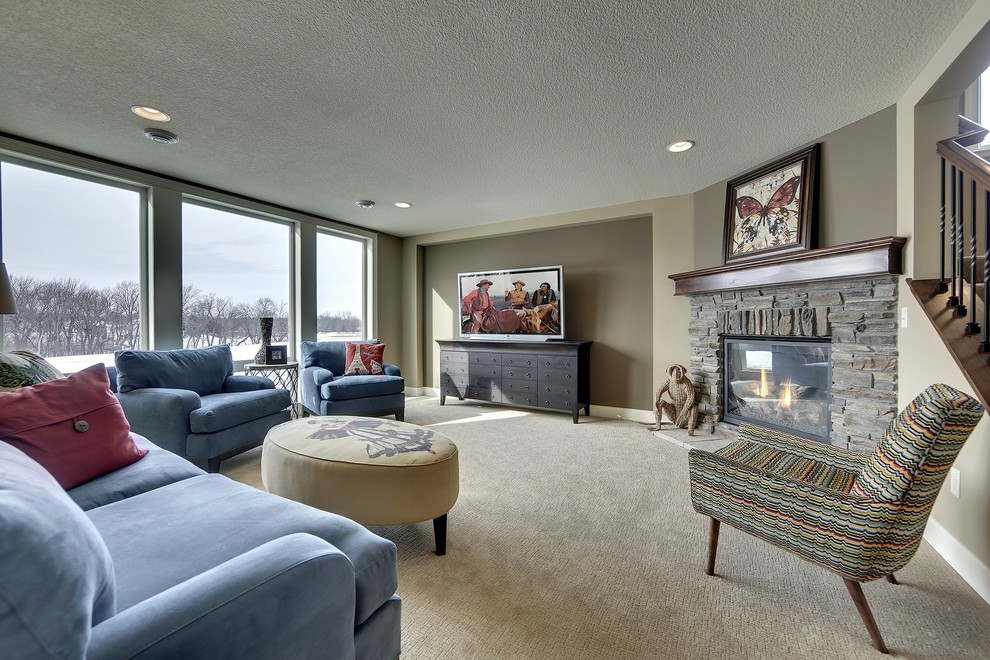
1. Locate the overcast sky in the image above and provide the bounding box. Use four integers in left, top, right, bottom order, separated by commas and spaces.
2, 162, 362, 316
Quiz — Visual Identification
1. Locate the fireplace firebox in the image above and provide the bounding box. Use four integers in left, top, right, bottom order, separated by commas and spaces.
722, 335, 832, 443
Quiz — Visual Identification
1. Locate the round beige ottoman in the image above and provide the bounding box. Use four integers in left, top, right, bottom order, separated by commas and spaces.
261, 416, 459, 555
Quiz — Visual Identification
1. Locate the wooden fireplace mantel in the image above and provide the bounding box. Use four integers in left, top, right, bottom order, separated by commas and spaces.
669, 236, 907, 296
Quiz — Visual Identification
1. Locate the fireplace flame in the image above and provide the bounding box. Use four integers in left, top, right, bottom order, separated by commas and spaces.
753, 368, 769, 398
782, 379, 792, 408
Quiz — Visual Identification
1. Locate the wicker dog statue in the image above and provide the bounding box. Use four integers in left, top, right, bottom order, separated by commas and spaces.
648, 364, 699, 436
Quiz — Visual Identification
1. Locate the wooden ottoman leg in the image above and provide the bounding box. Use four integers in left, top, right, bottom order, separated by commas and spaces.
433, 514, 448, 556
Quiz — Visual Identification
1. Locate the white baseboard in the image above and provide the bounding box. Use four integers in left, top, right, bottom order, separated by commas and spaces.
587, 404, 655, 424
407, 390, 653, 424
924, 518, 990, 606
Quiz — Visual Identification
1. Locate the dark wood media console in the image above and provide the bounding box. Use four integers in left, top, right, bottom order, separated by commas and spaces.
436, 339, 592, 423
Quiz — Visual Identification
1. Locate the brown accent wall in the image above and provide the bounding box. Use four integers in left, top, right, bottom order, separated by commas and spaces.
693, 105, 898, 268
422, 216, 654, 409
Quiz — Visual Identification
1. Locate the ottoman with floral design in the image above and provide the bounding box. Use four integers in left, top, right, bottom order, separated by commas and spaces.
262, 416, 459, 555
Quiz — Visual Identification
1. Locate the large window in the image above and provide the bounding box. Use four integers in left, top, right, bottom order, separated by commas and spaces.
1, 161, 143, 372
317, 230, 366, 340
181, 201, 293, 363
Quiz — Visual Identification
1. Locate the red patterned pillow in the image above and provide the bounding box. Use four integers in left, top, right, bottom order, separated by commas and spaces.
0, 363, 148, 489
344, 342, 386, 375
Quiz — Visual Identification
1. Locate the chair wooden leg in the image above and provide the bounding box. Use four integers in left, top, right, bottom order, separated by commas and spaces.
706, 518, 720, 576
885, 573, 898, 585
843, 579, 889, 654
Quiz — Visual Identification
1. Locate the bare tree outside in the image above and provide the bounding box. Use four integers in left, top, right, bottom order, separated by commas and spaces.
2, 275, 358, 357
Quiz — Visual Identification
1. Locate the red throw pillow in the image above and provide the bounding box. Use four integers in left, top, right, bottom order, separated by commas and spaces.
344, 342, 386, 375
0, 363, 148, 489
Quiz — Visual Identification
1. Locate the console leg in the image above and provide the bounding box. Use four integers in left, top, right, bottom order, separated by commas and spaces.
433, 514, 448, 556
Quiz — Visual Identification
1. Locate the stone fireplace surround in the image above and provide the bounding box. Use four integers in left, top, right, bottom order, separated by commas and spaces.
671, 237, 905, 453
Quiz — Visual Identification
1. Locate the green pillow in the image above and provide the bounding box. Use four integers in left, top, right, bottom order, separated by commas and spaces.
0, 351, 63, 390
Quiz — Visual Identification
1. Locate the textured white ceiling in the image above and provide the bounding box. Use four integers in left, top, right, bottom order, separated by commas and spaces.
0, 1, 977, 237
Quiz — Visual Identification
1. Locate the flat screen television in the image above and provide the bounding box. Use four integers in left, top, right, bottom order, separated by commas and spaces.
458, 265, 564, 341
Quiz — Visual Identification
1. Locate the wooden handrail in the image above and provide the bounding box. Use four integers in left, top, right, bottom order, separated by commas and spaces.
936, 115, 990, 191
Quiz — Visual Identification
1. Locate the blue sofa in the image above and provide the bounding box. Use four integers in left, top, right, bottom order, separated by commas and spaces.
0, 434, 401, 659
111, 345, 292, 472
300, 340, 405, 420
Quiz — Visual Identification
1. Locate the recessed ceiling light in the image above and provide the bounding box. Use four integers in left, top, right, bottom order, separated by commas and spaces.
356, 200, 376, 209
131, 105, 171, 122
667, 140, 695, 153
394, 202, 412, 209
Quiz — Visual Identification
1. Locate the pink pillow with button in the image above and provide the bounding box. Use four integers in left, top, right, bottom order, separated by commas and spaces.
0, 363, 147, 489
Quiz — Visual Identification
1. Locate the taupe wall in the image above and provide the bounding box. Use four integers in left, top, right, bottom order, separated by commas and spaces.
422, 217, 654, 409
374, 232, 404, 351
692, 106, 898, 269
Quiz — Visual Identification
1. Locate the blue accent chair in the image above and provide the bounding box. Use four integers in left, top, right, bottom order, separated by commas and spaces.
300, 340, 405, 420
111, 345, 292, 472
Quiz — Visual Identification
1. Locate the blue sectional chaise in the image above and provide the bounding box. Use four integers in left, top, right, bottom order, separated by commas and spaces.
0, 433, 401, 660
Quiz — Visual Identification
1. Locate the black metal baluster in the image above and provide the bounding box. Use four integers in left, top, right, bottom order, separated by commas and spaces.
982, 189, 990, 354
968, 177, 980, 332
949, 164, 959, 307
956, 168, 966, 316
938, 158, 948, 293
957, 169, 968, 316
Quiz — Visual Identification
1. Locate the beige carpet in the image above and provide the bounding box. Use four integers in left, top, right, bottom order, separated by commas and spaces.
221, 397, 990, 659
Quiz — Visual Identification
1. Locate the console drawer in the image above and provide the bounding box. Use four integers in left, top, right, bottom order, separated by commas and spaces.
440, 350, 468, 364
467, 386, 500, 402
502, 390, 538, 407
502, 366, 536, 381
440, 372, 468, 388
501, 378, 537, 394
502, 353, 537, 367
441, 362, 468, 378
540, 395, 576, 411
539, 355, 579, 370
468, 363, 501, 380
469, 352, 502, 366
537, 383, 578, 399
539, 367, 577, 386
441, 384, 465, 398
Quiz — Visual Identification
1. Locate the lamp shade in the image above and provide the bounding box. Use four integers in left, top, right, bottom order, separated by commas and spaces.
0, 263, 18, 315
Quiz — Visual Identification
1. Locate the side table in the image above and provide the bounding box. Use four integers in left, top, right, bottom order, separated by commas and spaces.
245, 361, 300, 418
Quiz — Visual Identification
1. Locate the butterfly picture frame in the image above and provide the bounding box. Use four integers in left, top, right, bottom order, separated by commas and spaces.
723, 143, 820, 265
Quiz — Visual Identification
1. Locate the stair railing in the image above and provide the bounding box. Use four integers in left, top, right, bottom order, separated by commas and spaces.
935, 116, 990, 346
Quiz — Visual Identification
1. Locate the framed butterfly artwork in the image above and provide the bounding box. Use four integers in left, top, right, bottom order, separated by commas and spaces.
723, 143, 820, 265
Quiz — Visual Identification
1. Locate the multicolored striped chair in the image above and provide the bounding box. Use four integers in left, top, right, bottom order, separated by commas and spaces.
688, 383, 984, 653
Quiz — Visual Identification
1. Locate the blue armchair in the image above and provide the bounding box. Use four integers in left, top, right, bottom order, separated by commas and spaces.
300, 340, 405, 420
112, 345, 292, 472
